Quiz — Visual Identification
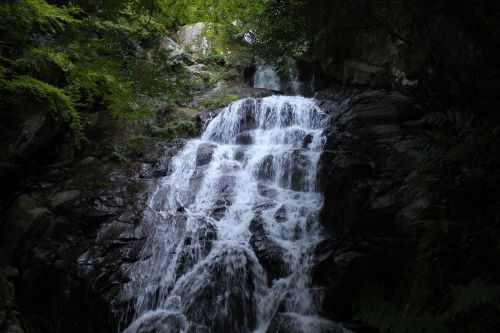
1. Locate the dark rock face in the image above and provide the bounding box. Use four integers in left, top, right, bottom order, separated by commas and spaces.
0, 266, 24, 332
239, 98, 258, 132
0, 108, 65, 212
195, 111, 217, 130
249, 217, 290, 284
314, 88, 432, 322
0, 140, 186, 332
235, 132, 254, 145
196, 142, 217, 166
181, 247, 259, 333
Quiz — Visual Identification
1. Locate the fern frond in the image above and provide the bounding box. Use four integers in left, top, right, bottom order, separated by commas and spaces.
445, 278, 500, 318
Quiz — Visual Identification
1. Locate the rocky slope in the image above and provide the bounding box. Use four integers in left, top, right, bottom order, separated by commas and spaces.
0, 91, 281, 333
0, 22, 466, 333
0, 139, 186, 332
0, 84, 437, 332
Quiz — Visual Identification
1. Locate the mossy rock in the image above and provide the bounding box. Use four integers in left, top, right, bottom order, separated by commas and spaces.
196, 92, 239, 111
170, 107, 198, 121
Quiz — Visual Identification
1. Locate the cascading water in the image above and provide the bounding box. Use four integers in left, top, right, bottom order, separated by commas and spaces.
252, 59, 303, 95
252, 67, 282, 92
119, 96, 346, 333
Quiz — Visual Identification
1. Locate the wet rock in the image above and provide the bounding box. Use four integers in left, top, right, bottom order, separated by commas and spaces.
196, 143, 217, 166
256, 155, 275, 181
281, 149, 311, 191
176, 221, 216, 278
302, 134, 313, 148
249, 217, 290, 284
0, 136, 187, 332
239, 98, 257, 131
235, 132, 254, 145
233, 86, 278, 99
217, 175, 236, 202
211, 199, 228, 220
257, 183, 278, 199
124, 310, 188, 333
183, 247, 258, 333
49, 189, 81, 206
185, 167, 206, 205
278, 102, 296, 127
274, 205, 287, 222
234, 148, 246, 161
195, 111, 217, 130
150, 186, 171, 212
94, 196, 126, 215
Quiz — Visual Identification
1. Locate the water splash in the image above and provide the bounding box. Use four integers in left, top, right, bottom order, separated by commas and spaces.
119, 96, 343, 333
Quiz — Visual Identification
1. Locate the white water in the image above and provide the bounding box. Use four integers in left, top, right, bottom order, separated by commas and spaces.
119, 96, 343, 333
252, 60, 302, 95
252, 67, 282, 92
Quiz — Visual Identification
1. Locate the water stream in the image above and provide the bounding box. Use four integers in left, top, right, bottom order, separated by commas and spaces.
120, 96, 342, 333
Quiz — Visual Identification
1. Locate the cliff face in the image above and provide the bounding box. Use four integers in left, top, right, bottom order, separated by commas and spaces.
314, 86, 500, 330
313, 88, 431, 324
281, 1, 500, 109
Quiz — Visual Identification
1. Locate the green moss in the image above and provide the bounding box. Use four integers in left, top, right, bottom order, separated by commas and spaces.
2, 75, 85, 147
151, 120, 198, 139
197, 92, 239, 111
124, 135, 156, 145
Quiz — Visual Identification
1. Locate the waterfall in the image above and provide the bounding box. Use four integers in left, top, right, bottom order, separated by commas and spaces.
252, 59, 303, 95
252, 67, 281, 92
119, 96, 345, 333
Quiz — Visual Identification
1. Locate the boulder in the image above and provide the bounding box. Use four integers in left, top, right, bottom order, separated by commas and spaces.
195, 111, 217, 130
196, 142, 217, 166
249, 217, 290, 284
13, 111, 62, 161
177, 23, 212, 57
49, 189, 81, 207
235, 132, 254, 145
0, 194, 53, 265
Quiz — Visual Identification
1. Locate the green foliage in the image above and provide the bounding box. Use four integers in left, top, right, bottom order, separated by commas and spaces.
198, 51, 227, 66
0, 0, 208, 153
111, 145, 130, 164
0, 0, 77, 49
354, 215, 500, 333
354, 278, 500, 333
354, 108, 500, 332
152, 120, 198, 139
354, 284, 447, 333
446, 279, 500, 318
